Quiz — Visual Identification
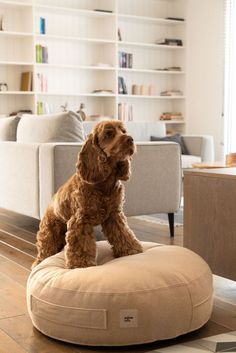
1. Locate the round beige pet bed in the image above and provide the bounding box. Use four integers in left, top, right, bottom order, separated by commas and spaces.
27, 241, 213, 346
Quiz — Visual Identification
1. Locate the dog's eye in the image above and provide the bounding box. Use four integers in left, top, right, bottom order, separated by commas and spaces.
105, 130, 114, 138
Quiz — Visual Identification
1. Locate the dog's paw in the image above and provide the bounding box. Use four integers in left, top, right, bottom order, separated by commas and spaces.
31, 258, 41, 269
65, 257, 96, 269
113, 241, 143, 258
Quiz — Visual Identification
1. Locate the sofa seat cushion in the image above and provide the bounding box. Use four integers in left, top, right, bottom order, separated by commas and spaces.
17, 111, 86, 143
0, 116, 20, 141
182, 155, 201, 169
27, 241, 213, 346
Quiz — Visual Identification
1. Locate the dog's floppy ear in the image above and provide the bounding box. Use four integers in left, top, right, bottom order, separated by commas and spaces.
76, 133, 112, 184
116, 159, 131, 181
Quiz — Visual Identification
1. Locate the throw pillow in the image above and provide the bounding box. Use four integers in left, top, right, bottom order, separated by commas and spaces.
150, 133, 189, 155
0, 116, 21, 141
17, 111, 86, 143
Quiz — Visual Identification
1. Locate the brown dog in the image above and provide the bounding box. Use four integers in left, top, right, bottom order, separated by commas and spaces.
33, 120, 143, 269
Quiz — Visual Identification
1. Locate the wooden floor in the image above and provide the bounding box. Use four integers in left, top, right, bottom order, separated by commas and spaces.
0, 208, 235, 353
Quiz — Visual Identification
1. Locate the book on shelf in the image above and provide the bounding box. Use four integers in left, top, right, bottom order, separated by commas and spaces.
118, 28, 122, 41
118, 52, 133, 68
160, 90, 183, 96
36, 44, 48, 63
91, 89, 114, 94
118, 103, 133, 122
39, 17, 46, 34
160, 112, 184, 121
37, 101, 43, 115
20, 71, 33, 91
156, 38, 183, 46
94, 9, 113, 13
37, 101, 51, 115
156, 66, 182, 72
166, 17, 185, 22
118, 77, 127, 94
36, 73, 48, 92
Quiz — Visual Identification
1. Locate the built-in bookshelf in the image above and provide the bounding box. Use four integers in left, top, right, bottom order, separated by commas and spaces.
0, 0, 186, 133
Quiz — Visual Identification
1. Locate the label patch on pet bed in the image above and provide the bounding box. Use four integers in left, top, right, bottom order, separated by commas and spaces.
120, 309, 138, 328
31, 295, 107, 329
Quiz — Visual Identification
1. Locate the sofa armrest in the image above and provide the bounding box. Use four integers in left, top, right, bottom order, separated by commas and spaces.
39, 141, 182, 218
182, 135, 214, 162
124, 142, 182, 216
0, 141, 41, 218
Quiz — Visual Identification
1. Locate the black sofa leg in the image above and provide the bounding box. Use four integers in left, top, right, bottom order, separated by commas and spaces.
168, 213, 174, 237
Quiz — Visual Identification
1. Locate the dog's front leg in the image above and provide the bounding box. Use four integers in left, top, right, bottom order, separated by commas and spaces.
65, 214, 96, 269
102, 211, 143, 258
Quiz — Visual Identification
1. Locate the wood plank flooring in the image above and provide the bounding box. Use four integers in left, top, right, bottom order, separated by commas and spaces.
0, 207, 235, 353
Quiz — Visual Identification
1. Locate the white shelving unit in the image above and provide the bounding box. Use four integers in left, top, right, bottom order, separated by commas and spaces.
0, 0, 186, 133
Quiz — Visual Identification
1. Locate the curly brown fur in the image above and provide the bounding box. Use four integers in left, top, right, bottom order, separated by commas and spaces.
33, 120, 143, 269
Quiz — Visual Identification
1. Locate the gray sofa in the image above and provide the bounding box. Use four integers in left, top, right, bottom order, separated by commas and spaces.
0, 115, 214, 237
84, 121, 214, 169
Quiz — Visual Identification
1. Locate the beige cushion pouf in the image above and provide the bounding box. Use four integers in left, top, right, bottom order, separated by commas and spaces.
27, 241, 213, 346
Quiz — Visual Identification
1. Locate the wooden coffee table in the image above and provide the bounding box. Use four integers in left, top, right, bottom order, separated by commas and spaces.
184, 168, 236, 281
191, 161, 234, 169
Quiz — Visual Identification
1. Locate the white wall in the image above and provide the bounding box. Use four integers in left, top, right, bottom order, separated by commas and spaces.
186, 0, 225, 160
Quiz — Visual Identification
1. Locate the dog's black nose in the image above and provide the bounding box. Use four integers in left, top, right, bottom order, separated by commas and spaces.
126, 136, 134, 144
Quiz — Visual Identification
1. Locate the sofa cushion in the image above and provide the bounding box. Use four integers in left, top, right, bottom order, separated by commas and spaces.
17, 111, 86, 143
125, 122, 166, 141
151, 134, 189, 155
0, 116, 20, 141
182, 155, 201, 169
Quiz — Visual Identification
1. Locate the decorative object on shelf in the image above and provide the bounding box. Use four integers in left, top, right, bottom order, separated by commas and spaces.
39, 17, 46, 35
118, 103, 133, 121
160, 90, 183, 96
76, 103, 87, 121
160, 112, 183, 121
226, 152, 236, 166
148, 85, 156, 96
118, 77, 127, 94
0, 83, 8, 91
0, 14, 3, 31
20, 72, 33, 91
131, 85, 156, 96
131, 84, 140, 95
60, 102, 68, 112
36, 44, 48, 63
156, 38, 183, 46
140, 85, 148, 95
118, 51, 133, 68
118, 28, 122, 41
